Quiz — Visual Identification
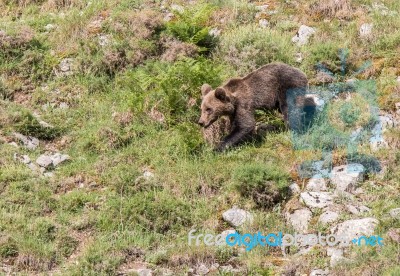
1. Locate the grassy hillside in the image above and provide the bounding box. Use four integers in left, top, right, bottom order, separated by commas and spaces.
0, 0, 399, 275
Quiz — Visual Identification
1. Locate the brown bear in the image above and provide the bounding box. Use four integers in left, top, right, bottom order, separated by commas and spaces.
198, 62, 308, 151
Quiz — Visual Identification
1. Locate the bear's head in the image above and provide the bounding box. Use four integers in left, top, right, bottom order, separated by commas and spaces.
198, 83, 234, 128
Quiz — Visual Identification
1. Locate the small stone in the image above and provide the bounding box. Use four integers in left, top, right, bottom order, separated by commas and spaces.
289, 182, 301, 195
14, 153, 31, 164
295, 52, 303, 63
59, 102, 69, 109
44, 24, 56, 31
98, 34, 111, 46
346, 204, 370, 215
319, 210, 339, 224
170, 4, 184, 13
36, 154, 53, 168
331, 218, 379, 246
14, 132, 39, 150
389, 208, 400, 219
387, 228, 400, 243
143, 171, 154, 179
43, 172, 54, 178
56, 58, 75, 77
222, 207, 253, 227
39, 120, 53, 128
327, 247, 347, 267
300, 192, 334, 208
137, 268, 152, 276
395, 102, 400, 115
292, 25, 316, 46
359, 23, 373, 37
306, 177, 327, 192
196, 263, 209, 275
310, 269, 329, 276
286, 208, 312, 232
330, 164, 365, 193
259, 19, 269, 28
255, 4, 269, 11
208, 28, 221, 37
51, 153, 70, 166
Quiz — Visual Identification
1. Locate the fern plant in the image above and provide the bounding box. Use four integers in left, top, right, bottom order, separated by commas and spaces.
165, 4, 216, 52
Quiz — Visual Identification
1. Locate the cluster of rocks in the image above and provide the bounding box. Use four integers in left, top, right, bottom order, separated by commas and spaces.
11, 132, 70, 177
285, 162, 397, 270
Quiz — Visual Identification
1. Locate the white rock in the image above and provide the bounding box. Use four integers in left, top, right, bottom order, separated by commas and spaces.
196, 263, 209, 275
36, 155, 53, 168
98, 34, 111, 47
209, 28, 221, 37
59, 102, 69, 109
170, 4, 184, 13
143, 171, 154, 179
300, 192, 334, 208
259, 19, 269, 28
51, 153, 70, 166
359, 23, 373, 37
306, 177, 327, 192
289, 182, 301, 195
222, 207, 253, 227
395, 102, 400, 115
44, 24, 56, 31
319, 210, 339, 224
389, 208, 400, 219
56, 58, 75, 77
137, 268, 152, 276
295, 52, 303, 63
309, 268, 329, 276
330, 164, 364, 193
331, 218, 379, 246
255, 4, 269, 11
292, 25, 316, 46
286, 208, 312, 232
14, 133, 39, 150
14, 153, 31, 164
327, 247, 347, 267
346, 204, 370, 215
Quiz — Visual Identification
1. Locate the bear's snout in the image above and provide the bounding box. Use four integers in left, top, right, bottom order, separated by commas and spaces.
198, 119, 205, 127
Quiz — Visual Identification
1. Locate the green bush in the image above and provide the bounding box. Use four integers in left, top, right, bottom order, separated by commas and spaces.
215, 24, 295, 75
233, 163, 289, 208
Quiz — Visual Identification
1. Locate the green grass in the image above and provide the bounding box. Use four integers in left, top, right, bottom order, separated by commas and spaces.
0, 0, 399, 275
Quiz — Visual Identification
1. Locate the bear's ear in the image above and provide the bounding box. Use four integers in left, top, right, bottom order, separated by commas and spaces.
215, 88, 229, 102
201, 84, 212, 96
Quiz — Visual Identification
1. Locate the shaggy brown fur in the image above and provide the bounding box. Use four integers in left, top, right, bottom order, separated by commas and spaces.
199, 62, 308, 151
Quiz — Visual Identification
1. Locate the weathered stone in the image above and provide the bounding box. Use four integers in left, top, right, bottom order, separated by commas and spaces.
51, 153, 70, 166
222, 207, 253, 227
292, 25, 316, 46
330, 164, 364, 193
389, 208, 400, 219
300, 192, 334, 208
327, 247, 347, 267
319, 210, 339, 225
36, 155, 53, 168
346, 204, 370, 215
359, 23, 373, 37
310, 269, 329, 276
196, 263, 209, 275
306, 177, 327, 192
14, 133, 39, 150
289, 182, 301, 195
286, 208, 312, 232
331, 218, 379, 246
